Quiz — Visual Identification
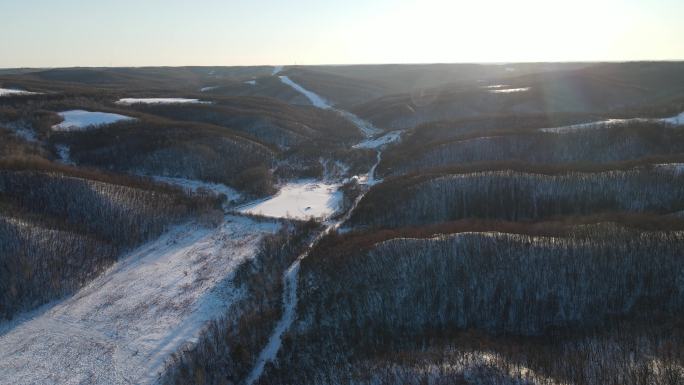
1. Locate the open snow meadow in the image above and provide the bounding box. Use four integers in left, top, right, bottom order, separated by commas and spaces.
51, 110, 135, 131
239, 181, 342, 220
0, 216, 279, 385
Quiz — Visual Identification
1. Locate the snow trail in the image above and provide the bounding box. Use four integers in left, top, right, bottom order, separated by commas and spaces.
278, 75, 381, 136
243, 76, 389, 385
0, 216, 279, 385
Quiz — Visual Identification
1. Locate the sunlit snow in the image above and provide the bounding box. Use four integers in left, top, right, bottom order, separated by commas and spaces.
245, 80, 257, 86
489, 87, 530, 94
51, 110, 135, 131
0, 217, 279, 385
278, 75, 381, 136
239, 181, 341, 220
540, 111, 684, 133
353, 131, 402, 149
0, 88, 39, 96
279, 76, 332, 109
116, 98, 210, 105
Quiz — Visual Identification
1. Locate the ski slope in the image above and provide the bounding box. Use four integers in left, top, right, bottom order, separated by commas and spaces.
0, 216, 279, 385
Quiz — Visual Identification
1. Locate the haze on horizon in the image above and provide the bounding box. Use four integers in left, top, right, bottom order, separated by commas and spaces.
2, 0, 683, 68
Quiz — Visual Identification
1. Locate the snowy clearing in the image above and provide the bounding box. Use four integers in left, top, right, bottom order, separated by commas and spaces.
540, 111, 684, 133
116, 98, 210, 105
239, 180, 341, 220
151, 176, 241, 203
0, 88, 39, 96
489, 87, 530, 94
244, 145, 384, 385
0, 216, 279, 385
51, 110, 135, 131
353, 130, 402, 149
655, 163, 684, 175
272, 65, 283, 75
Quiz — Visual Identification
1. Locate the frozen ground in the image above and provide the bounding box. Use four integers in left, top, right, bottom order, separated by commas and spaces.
52, 110, 135, 131
541, 111, 684, 133
0, 88, 39, 96
353, 130, 402, 149
279, 76, 332, 109
116, 98, 210, 105
0, 216, 279, 385
489, 87, 530, 94
239, 181, 341, 220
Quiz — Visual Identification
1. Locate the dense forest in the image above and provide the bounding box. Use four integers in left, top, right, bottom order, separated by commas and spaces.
0, 158, 218, 319
380, 121, 684, 176
1, 63, 683, 385
261, 222, 684, 384
350, 165, 684, 228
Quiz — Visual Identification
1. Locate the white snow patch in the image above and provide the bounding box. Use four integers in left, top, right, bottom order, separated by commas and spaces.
353, 130, 402, 149
51, 110, 135, 131
239, 180, 341, 220
244, 80, 257, 86
272, 66, 283, 75
482, 84, 508, 89
489, 87, 530, 94
661, 111, 684, 126
0, 216, 279, 385
200, 86, 219, 92
278, 75, 381, 136
0, 88, 39, 97
279, 75, 332, 109
338, 110, 382, 136
244, 145, 385, 385
540, 111, 684, 133
116, 98, 210, 105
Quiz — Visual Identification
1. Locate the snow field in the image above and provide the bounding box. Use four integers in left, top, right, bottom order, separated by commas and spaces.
0, 216, 279, 385
51, 110, 135, 131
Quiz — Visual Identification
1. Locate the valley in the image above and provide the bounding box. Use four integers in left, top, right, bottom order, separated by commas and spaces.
1, 62, 683, 385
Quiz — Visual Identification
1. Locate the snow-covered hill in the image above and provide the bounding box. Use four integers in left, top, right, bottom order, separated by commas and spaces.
0, 216, 279, 385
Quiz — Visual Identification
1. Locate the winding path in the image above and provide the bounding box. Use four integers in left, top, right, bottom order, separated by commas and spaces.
243, 75, 391, 385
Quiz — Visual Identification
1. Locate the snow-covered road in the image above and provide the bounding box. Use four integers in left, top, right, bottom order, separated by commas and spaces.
0, 216, 279, 385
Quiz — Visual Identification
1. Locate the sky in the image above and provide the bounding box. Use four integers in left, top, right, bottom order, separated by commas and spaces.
1, 0, 683, 68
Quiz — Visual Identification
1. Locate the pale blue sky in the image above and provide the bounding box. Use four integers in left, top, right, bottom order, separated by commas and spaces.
1, 0, 683, 67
